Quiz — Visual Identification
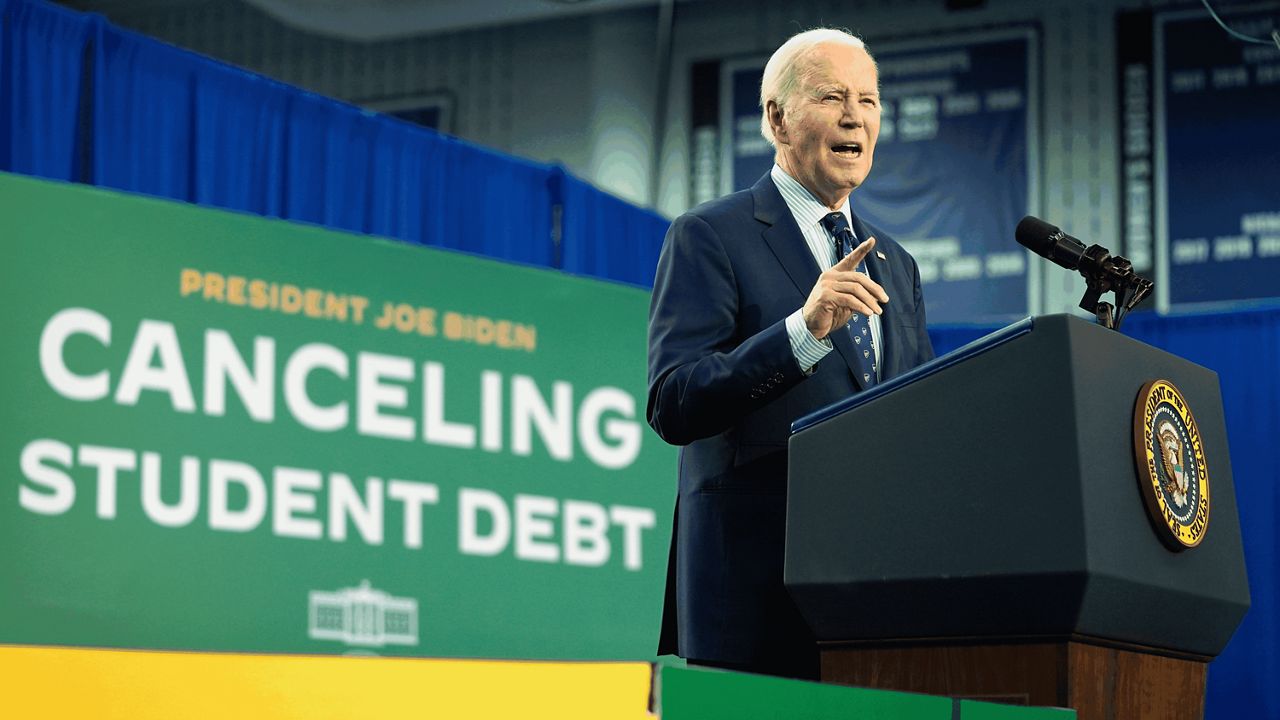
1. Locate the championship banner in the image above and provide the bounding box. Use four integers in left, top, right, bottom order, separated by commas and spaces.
0, 171, 674, 659
721, 28, 1041, 323
1153, 4, 1280, 310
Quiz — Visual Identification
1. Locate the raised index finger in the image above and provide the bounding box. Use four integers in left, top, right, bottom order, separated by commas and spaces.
834, 236, 876, 270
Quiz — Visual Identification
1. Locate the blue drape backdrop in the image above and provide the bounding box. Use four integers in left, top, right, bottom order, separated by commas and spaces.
193, 60, 288, 218
2, 0, 660, 274
558, 168, 672, 287
93, 22, 198, 199
85, 19, 572, 265
1, 0, 95, 181
0, 0, 1275, 715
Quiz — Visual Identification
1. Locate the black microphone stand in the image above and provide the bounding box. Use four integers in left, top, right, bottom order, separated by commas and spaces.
1075, 245, 1154, 331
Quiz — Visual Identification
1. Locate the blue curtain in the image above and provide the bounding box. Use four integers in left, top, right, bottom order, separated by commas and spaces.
92, 23, 197, 199
5, 0, 647, 276
192, 60, 288, 217
930, 309, 1280, 720
366, 113, 445, 246
430, 136, 555, 266
0, 0, 96, 180
83, 6, 563, 267
279, 90, 558, 264
557, 168, 671, 287
280, 90, 382, 235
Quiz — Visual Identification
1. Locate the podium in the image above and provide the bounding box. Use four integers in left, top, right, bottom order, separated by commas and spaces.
784, 314, 1250, 719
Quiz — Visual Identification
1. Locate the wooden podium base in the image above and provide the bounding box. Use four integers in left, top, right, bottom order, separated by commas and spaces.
820, 640, 1207, 720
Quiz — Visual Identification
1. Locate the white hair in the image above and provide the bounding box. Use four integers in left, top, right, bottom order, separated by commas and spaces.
759, 28, 870, 147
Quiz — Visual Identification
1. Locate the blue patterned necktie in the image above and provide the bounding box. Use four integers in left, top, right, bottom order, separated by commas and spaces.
819, 211, 878, 387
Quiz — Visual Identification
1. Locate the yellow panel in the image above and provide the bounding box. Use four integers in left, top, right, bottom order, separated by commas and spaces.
0, 645, 654, 720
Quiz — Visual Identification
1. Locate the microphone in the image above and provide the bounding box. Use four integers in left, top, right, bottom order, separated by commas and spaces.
1014, 215, 1153, 331
1015, 215, 1086, 270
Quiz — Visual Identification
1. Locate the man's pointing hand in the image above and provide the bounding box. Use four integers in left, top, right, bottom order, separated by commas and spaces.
801, 237, 889, 340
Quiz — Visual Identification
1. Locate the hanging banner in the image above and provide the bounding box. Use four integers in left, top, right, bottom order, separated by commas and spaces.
0, 172, 673, 660
1117, 8, 1158, 275
1154, 5, 1280, 310
721, 28, 1040, 323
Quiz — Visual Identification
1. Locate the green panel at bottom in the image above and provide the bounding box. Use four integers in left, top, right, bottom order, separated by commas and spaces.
960, 699, 1076, 719
655, 664, 1079, 720
656, 664, 952, 720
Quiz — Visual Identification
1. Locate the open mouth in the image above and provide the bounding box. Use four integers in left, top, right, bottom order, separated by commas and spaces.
831, 142, 862, 156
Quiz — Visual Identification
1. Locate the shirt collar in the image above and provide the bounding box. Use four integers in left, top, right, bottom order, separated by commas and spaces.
770, 164, 853, 236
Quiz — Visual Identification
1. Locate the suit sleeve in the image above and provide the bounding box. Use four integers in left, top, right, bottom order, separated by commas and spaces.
908, 251, 936, 364
646, 213, 807, 446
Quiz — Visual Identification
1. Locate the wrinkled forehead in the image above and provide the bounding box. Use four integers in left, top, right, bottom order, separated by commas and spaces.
797, 43, 879, 90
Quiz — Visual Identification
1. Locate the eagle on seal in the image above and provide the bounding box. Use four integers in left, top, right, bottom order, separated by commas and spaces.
1158, 421, 1189, 508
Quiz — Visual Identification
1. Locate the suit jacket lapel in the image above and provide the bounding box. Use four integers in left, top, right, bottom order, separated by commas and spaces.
752, 175, 870, 390
752, 176, 820, 298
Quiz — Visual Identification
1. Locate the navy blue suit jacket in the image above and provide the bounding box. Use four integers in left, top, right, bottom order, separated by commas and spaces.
646, 173, 934, 673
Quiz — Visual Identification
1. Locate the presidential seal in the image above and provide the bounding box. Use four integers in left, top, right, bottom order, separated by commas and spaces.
1133, 380, 1210, 550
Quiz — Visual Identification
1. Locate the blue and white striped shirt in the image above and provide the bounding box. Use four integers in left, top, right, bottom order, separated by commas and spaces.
771, 164, 884, 376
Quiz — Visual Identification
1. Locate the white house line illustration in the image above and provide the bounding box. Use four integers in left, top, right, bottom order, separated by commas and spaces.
308, 580, 419, 648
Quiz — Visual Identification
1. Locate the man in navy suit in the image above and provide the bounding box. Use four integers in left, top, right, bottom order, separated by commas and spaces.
647, 28, 935, 679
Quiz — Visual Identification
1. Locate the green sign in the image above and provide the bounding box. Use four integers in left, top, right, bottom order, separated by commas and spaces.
0, 172, 674, 659
656, 664, 1077, 720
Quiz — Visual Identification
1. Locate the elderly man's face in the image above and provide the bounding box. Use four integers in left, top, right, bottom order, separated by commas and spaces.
771, 43, 880, 209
